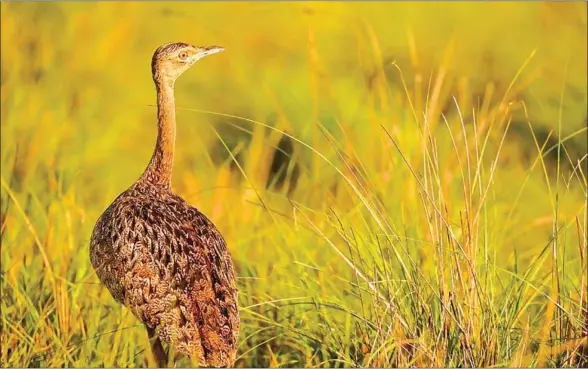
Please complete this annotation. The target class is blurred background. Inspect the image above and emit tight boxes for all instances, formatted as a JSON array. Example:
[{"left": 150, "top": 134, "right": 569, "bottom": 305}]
[{"left": 1, "top": 2, "right": 587, "bottom": 368}]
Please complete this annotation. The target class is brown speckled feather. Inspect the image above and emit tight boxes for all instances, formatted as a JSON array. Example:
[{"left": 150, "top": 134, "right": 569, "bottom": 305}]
[{"left": 90, "top": 183, "right": 239, "bottom": 366}]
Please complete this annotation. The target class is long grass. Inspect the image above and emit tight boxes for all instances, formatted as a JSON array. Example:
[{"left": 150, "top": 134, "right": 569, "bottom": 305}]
[{"left": 1, "top": 2, "right": 587, "bottom": 368}]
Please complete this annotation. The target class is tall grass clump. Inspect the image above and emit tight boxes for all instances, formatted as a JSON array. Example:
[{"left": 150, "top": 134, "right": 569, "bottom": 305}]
[{"left": 1, "top": 2, "right": 587, "bottom": 367}]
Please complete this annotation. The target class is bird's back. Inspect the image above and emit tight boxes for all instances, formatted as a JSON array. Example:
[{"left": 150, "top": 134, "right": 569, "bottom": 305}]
[{"left": 90, "top": 182, "right": 239, "bottom": 366}]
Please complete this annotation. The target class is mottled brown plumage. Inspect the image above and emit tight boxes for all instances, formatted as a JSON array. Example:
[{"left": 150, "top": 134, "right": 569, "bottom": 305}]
[{"left": 90, "top": 42, "right": 239, "bottom": 367}]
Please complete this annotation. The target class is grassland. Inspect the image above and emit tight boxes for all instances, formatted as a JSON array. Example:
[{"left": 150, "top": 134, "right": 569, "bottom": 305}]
[{"left": 1, "top": 2, "right": 587, "bottom": 368}]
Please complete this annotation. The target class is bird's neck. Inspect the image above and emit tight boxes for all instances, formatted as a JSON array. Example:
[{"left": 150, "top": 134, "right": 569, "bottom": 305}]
[{"left": 140, "top": 79, "right": 176, "bottom": 190}]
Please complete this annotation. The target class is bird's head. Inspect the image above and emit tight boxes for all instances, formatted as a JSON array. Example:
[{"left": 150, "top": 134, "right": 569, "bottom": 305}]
[{"left": 151, "top": 42, "right": 224, "bottom": 85}]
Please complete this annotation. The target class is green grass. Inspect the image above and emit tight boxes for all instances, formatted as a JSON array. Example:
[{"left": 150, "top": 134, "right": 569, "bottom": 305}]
[{"left": 1, "top": 2, "right": 587, "bottom": 368}]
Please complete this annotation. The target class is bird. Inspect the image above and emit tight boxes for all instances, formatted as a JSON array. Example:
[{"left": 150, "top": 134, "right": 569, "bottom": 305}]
[{"left": 89, "top": 42, "right": 239, "bottom": 367}]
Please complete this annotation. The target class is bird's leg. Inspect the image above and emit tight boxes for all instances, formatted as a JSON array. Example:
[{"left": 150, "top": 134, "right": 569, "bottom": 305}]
[{"left": 146, "top": 325, "right": 168, "bottom": 368}]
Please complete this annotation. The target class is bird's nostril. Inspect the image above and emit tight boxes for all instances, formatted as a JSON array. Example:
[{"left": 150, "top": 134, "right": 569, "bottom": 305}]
[{"left": 199, "top": 46, "right": 224, "bottom": 57}]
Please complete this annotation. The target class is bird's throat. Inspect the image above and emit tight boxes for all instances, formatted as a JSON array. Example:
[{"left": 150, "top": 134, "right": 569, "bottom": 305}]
[{"left": 140, "top": 81, "right": 176, "bottom": 189}]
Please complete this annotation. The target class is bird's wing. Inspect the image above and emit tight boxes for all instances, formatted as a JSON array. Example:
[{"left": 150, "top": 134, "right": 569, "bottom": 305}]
[{"left": 170, "top": 196, "right": 240, "bottom": 365}]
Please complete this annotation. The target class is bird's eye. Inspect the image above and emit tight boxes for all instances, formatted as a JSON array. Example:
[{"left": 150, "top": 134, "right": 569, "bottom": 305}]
[{"left": 178, "top": 51, "right": 188, "bottom": 61}]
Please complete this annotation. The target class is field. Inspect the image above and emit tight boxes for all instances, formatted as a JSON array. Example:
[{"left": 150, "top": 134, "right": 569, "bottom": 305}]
[{"left": 1, "top": 2, "right": 587, "bottom": 367}]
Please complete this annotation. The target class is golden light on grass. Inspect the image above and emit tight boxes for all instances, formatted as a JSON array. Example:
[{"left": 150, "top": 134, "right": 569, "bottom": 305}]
[{"left": 1, "top": 1, "right": 587, "bottom": 368}]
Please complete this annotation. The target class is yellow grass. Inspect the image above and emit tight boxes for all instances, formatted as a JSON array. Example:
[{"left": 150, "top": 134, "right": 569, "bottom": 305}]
[{"left": 1, "top": 2, "right": 587, "bottom": 367}]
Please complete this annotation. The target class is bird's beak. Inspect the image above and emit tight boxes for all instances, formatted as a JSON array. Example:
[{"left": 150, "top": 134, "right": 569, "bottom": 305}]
[{"left": 194, "top": 45, "right": 225, "bottom": 60}]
